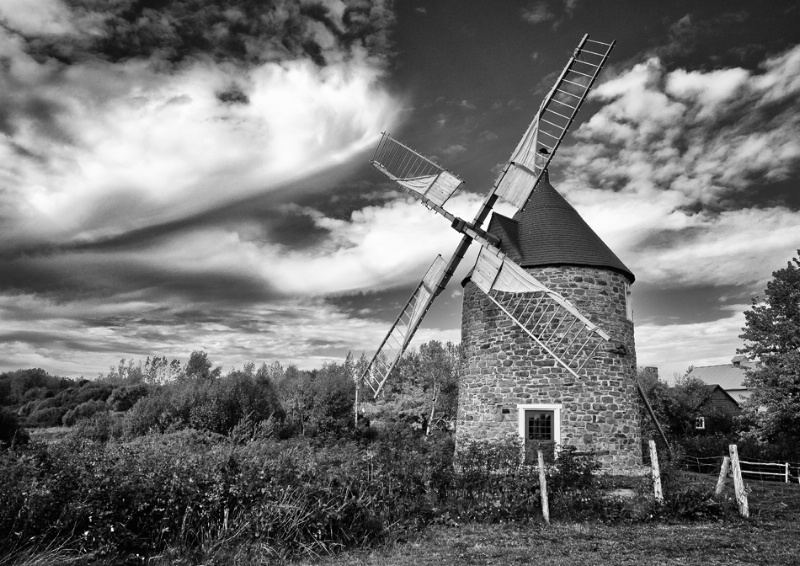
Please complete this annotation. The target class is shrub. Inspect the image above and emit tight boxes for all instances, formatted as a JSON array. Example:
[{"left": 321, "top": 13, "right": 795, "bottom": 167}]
[
  {"left": 123, "top": 388, "right": 176, "bottom": 436},
  {"left": 72, "top": 412, "right": 125, "bottom": 442},
  {"left": 107, "top": 383, "right": 149, "bottom": 411},
  {"left": 26, "top": 406, "right": 67, "bottom": 427},
  {"left": 0, "top": 430, "right": 651, "bottom": 562},
  {"left": 0, "top": 408, "right": 28, "bottom": 448},
  {"left": 549, "top": 445, "right": 601, "bottom": 492},
  {"left": 73, "top": 382, "right": 113, "bottom": 405},
  {"left": 62, "top": 399, "right": 108, "bottom": 427},
  {"left": 122, "top": 372, "right": 284, "bottom": 439}
]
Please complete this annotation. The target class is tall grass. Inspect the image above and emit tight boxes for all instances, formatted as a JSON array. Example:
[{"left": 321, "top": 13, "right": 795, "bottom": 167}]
[{"left": 0, "top": 430, "right": 659, "bottom": 563}]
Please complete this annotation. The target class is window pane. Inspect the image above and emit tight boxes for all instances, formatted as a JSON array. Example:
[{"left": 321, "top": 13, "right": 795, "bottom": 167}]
[{"left": 527, "top": 411, "right": 553, "bottom": 440}]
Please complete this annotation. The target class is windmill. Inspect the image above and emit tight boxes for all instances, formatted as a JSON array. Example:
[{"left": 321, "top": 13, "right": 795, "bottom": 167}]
[{"left": 360, "top": 35, "right": 642, "bottom": 467}]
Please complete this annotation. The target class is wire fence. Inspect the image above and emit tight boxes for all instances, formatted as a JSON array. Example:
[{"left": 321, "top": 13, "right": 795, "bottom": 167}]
[{"left": 681, "top": 453, "right": 800, "bottom": 483}]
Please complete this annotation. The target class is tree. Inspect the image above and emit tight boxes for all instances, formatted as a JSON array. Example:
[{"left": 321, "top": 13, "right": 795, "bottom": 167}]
[
  {"left": 184, "top": 351, "right": 222, "bottom": 381},
  {"left": 363, "top": 341, "right": 460, "bottom": 435},
  {"left": 739, "top": 250, "right": 800, "bottom": 440}
]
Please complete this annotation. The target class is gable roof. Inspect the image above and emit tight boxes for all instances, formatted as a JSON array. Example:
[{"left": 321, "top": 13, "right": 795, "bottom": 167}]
[
  {"left": 486, "top": 171, "right": 634, "bottom": 282},
  {"left": 692, "top": 384, "right": 741, "bottom": 409},
  {"left": 687, "top": 362, "right": 752, "bottom": 392}
]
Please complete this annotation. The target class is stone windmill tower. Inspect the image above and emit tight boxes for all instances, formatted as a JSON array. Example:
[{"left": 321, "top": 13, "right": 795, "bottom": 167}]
[
  {"left": 458, "top": 170, "right": 641, "bottom": 469},
  {"left": 358, "top": 35, "right": 642, "bottom": 470}
]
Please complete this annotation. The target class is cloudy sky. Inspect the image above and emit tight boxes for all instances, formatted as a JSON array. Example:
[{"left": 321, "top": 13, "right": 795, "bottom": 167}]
[{"left": 1, "top": 0, "right": 798, "bottom": 380}]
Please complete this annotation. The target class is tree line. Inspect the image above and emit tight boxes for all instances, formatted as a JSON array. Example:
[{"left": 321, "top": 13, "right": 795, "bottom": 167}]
[
  {"left": 2, "top": 250, "right": 798, "bottom": 452},
  {"left": 0, "top": 341, "right": 461, "bottom": 446}
]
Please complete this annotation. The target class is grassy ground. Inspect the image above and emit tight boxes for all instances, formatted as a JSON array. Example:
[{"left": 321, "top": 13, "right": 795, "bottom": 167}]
[
  {"left": 3, "top": 468, "right": 799, "bottom": 565},
  {"left": 26, "top": 426, "right": 71, "bottom": 443},
  {"left": 302, "top": 474, "right": 800, "bottom": 566},
  {"left": 306, "top": 520, "right": 800, "bottom": 566}
]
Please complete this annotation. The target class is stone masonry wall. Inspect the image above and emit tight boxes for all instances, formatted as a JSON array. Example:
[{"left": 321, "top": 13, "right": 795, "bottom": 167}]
[{"left": 457, "top": 266, "right": 642, "bottom": 469}]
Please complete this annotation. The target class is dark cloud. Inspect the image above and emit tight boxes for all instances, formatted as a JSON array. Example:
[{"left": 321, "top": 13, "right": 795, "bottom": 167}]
[
  {"left": 18, "top": 0, "right": 395, "bottom": 68},
  {"left": 0, "top": 247, "right": 278, "bottom": 305},
  {"left": 633, "top": 282, "right": 753, "bottom": 325},
  {"left": 655, "top": 4, "right": 799, "bottom": 70}
]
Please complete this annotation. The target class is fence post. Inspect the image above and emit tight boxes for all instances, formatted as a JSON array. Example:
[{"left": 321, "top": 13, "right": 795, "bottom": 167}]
[
  {"left": 729, "top": 444, "right": 749, "bottom": 518},
  {"left": 786, "top": 463, "right": 789, "bottom": 484},
  {"left": 538, "top": 450, "right": 550, "bottom": 525},
  {"left": 649, "top": 440, "right": 664, "bottom": 505},
  {"left": 715, "top": 456, "right": 730, "bottom": 495}
]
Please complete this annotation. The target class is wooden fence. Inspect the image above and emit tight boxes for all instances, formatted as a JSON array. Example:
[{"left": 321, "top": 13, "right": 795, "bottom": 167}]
[{"left": 681, "top": 453, "right": 800, "bottom": 483}]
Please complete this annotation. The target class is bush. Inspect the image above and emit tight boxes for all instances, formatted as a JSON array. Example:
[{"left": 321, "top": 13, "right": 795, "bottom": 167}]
[
  {"left": 72, "top": 412, "right": 124, "bottom": 442},
  {"left": 0, "top": 408, "right": 28, "bottom": 448},
  {"left": 26, "top": 406, "right": 67, "bottom": 427},
  {"left": 107, "top": 383, "right": 149, "bottom": 411},
  {"left": 123, "top": 372, "right": 284, "bottom": 438},
  {"left": 2, "top": 429, "right": 692, "bottom": 562},
  {"left": 62, "top": 399, "right": 108, "bottom": 427}
]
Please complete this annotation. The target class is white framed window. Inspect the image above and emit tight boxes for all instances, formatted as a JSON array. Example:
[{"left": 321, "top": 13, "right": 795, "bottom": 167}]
[
  {"left": 625, "top": 282, "right": 633, "bottom": 321},
  {"left": 695, "top": 416, "right": 705, "bottom": 430},
  {"left": 518, "top": 403, "right": 562, "bottom": 444}
]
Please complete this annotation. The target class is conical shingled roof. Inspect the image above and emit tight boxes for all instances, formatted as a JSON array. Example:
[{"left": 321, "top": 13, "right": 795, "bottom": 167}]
[{"left": 486, "top": 171, "right": 635, "bottom": 282}]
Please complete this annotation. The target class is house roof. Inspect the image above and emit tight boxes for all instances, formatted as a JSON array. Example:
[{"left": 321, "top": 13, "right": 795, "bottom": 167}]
[
  {"left": 692, "top": 384, "right": 741, "bottom": 409},
  {"left": 486, "top": 171, "right": 635, "bottom": 282},
  {"left": 687, "top": 360, "right": 754, "bottom": 392}
]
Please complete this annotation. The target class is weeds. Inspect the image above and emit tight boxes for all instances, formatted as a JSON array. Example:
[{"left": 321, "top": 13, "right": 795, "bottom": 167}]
[{"left": 0, "top": 432, "right": 742, "bottom": 563}]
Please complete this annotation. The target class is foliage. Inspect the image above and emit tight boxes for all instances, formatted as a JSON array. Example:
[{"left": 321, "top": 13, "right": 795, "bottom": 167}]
[
  {"left": 72, "top": 412, "right": 125, "bottom": 443},
  {"left": 549, "top": 446, "right": 601, "bottom": 492},
  {"left": 0, "top": 428, "right": 615, "bottom": 561},
  {"left": 122, "top": 356, "right": 285, "bottom": 438},
  {"left": 11, "top": 380, "right": 114, "bottom": 428},
  {"left": 637, "top": 367, "right": 740, "bottom": 445},
  {"left": 678, "top": 433, "right": 800, "bottom": 463},
  {"left": 183, "top": 350, "right": 222, "bottom": 382},
  {"left": 27, "top": 406, "right": 69, "bottom": 428},
  {"left": 62, "top": 400, "right": 108, "bottom": 427},
  {"left": 106, "top": 383, "right": 149, "bottom": 411},
  {"left": 271, "top": 356, "right": 356, "bottom": 438},
  {"left": 739, "top": 250, "right": 800, "bottom": 441},
  {"left": 364, "top": 341, "right": 461, "bottom": 435},
  {"left": 0, "top": 407, "right": 28, "bottom": 448}
]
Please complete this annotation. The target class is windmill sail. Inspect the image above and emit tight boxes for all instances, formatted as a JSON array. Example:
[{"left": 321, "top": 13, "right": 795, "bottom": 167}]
[
  {"left": 494, "top": 35, "right": 615, "bottom": 211},
  {"left": 372, "top": 134, "right": 463, "bottom": 207},
  {"left": 362, "top": 255, "right": 448, "bottom": 397},
  {"left": 471, "top": 245, "right": 610, "bottom": 378},
  {"left": 360, "top": 34, "right": 617, "bottom": 401}
]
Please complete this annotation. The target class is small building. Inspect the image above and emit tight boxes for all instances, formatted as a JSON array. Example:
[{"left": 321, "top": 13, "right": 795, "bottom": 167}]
[
  {"left": 691, "top": 384, "right": 741, "bottom": 433},
  {"left": 686, "top": 355, "right": 754, "bottom": 406}
]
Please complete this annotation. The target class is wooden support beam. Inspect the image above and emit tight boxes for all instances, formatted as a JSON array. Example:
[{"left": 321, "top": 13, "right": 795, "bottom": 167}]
[
  {"left": 729, "top": 444, "right": 749, "bottom": 518},
  {"left": 715, "top": 456, "right": 730, "bottom": 496},
  {"left": 649, "top": 439, "right": 664, "bottom": 505},
  {"left": 538, "top": 450, "right": 550, "bottom": 525}
]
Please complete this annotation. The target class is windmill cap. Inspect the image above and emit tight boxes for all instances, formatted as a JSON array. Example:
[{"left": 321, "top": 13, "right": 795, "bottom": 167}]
[{"left": 486, "top": 171, "right": 635, "bottom": 282}]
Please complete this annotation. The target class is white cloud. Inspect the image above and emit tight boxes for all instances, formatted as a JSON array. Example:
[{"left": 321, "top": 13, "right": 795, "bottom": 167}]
[
  {"left": 521, "top": 2, "right": 555, "bottom": 24},
  {"left": 557, "top": 46, "right": 800, "bottom": 290},
  {"left": 442, "top": 144, "right": 467, "bottom": 156},
  {"left": 635, "top": 308, "right": 747, "bottom": 381},
  {"left": 0, "top": 288, "right": 460, "bottom": 377},
  {"left": 1, "top": 54, "right": 399, "bottom": 245},
  {"left": 0, "top": 0, "right": 77, "bottom": 35},
  {"left": 666, "top": 67, "right": 749, "bottom": 117},
  {"left": 103, "top": 190, "right": 485, "bottom": 298}
]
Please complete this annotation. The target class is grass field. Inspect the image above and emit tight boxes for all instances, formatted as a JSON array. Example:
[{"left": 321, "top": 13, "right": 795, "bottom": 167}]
[
  {"left": 302, "top": 474, "right": 800, "bottom": 566},
  {"left": 3, "top": 444, "right": 799, "bottom": 566},
  {"left": 307, "top": 520, "right": 800, "bottom": 566}
]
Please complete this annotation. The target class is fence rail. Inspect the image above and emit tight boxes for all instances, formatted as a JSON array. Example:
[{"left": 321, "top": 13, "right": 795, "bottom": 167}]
[{"left": 681, "top": 453, "right": 800, "bottom": 484}]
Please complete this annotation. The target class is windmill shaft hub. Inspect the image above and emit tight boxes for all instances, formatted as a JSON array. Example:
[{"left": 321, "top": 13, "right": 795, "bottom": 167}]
[{"left": 451, "top": 217, "right": 500, "bottom": 247}]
